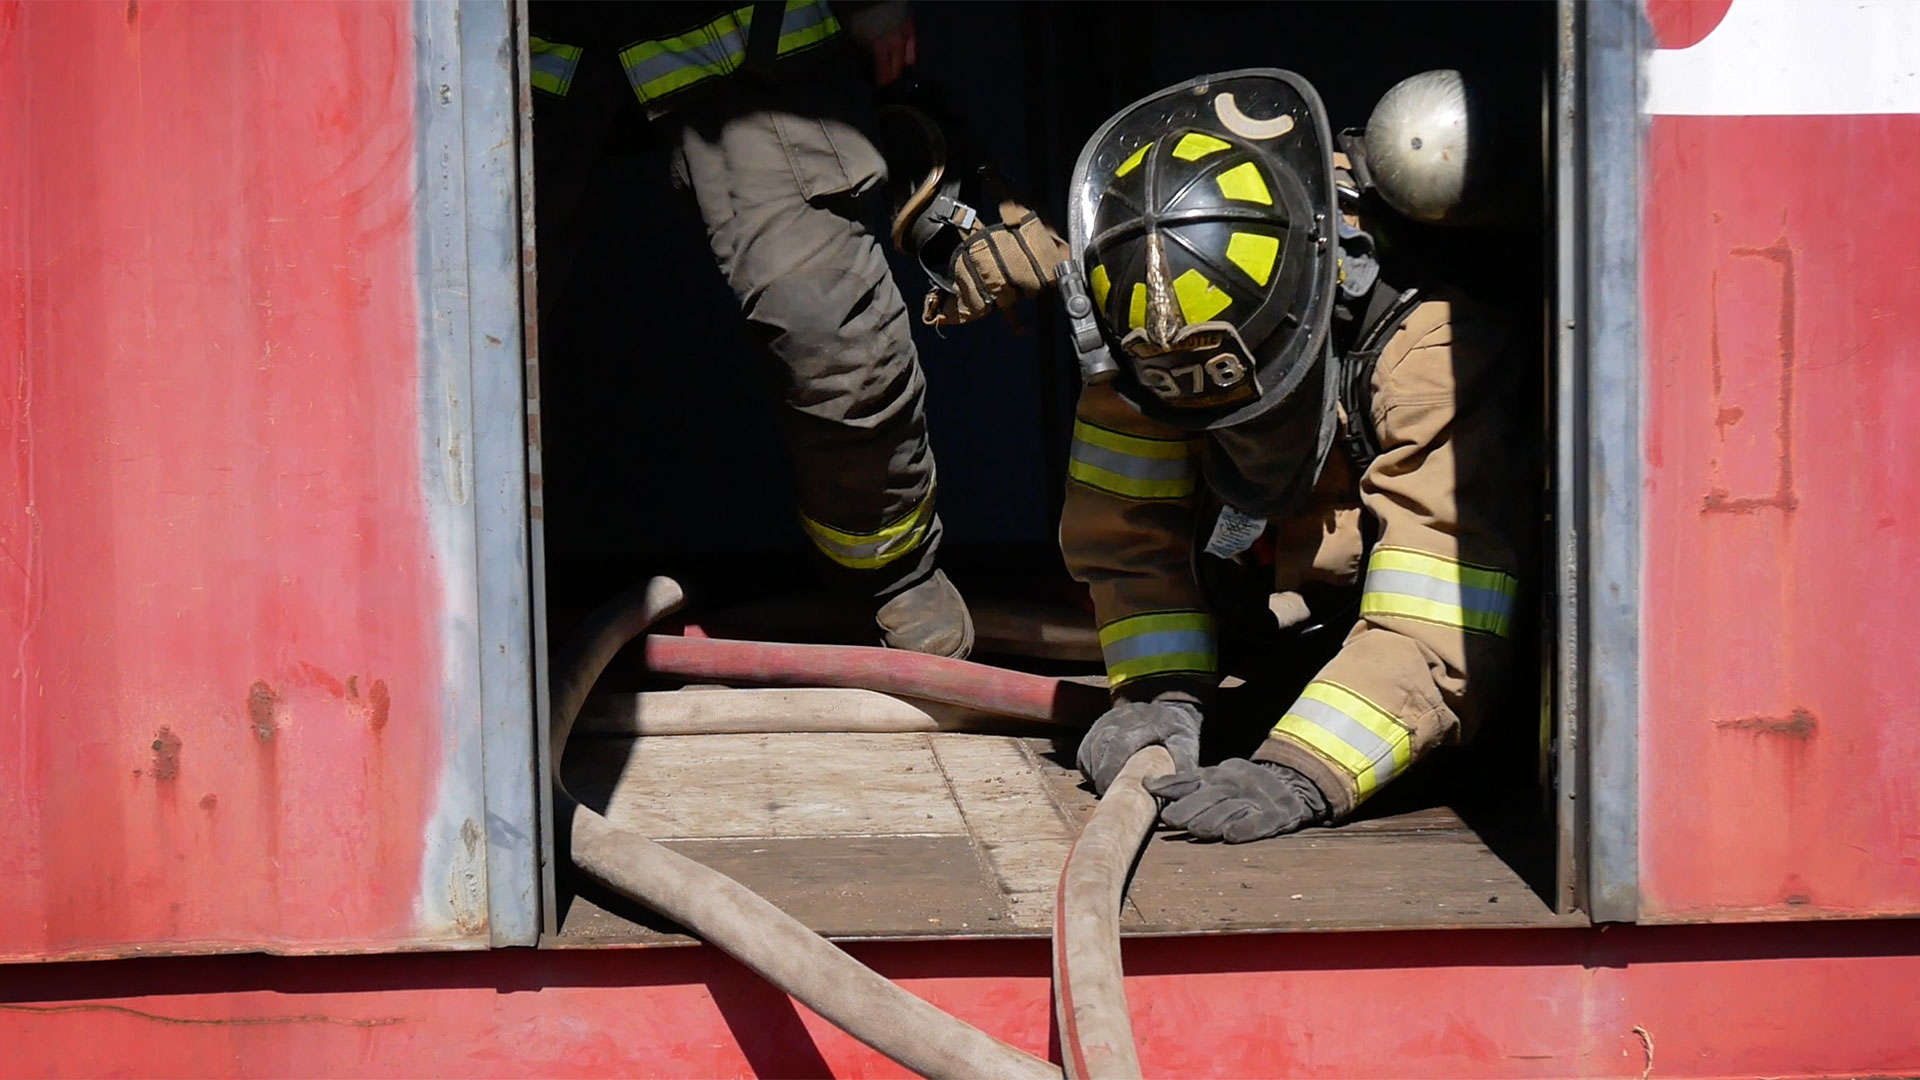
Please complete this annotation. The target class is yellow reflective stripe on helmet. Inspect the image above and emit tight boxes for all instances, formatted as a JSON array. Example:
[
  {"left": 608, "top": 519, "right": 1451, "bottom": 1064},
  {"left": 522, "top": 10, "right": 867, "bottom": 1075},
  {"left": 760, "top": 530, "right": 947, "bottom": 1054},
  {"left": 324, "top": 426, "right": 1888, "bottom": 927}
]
[
  {"left": 1225, "top": 232, "right": 1279, "bottom": 286},
  {"left": 1172, "top": 132, "right": 1231, "bottom": 161},
  {"left": 1115, "top": 142, "right": 1152, "bottom": 178},
  {"left": 1067, "top": 420, "right": 1199, "bottom": 501},
  {"left": 1171, "top": 268, "right": 1232, "bottom": 323},
  {"left": 1098, "top": 611, "right": 1217, "bottom": 687},
  {"left": 619, "top": 6, "right": 755, "bottom": 106},
  {"left": 799, "top": 486, "right": 936, "bottom": 571},
  {"left": 1360, "top": 546, "right": 1519, "bottom": 638},
  {"left": 1215, "top": 160, "right": 1273, "bottom": 205},
  {"left": 1088, "top": 264, "right": 1112, "bottom": 310},
  {"left": 1271, "top": 680, "right": 1412, "bottom": 801},
  {"left": 775, "top": 0, "right": 842, "bottom": 56},
  {"left": 529, "top": 36, "right": 584, "bottom": 98},
  {"left": 1127, "top": 282, "right": 1148, "bottom": 329}
]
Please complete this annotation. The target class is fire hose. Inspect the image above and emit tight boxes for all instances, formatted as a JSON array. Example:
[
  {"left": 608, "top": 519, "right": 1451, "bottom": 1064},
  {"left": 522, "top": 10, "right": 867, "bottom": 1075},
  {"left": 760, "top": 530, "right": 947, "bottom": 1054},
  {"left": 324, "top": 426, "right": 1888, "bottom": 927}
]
[{"left": 552, "top": 578, "right": 1162, "bottom": 1079}]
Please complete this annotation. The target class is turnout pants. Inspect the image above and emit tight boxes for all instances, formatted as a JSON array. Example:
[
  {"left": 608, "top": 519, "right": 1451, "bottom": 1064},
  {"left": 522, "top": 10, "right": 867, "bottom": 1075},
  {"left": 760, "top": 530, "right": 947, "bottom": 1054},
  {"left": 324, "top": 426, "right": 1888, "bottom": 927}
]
[
  {"left": 535, "top": 60, "right": 941, "bottom": 597},
  {"left": 1061, "top": 295, "right": 1529, "bottom": 819}
]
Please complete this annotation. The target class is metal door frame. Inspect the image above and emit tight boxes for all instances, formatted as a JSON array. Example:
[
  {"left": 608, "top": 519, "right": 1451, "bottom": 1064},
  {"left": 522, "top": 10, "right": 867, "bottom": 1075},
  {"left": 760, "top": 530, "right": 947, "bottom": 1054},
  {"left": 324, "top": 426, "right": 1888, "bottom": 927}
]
[
  {"left": 1565, "top": 0, "right": 1647, "bottom": 923},
  {"left": 420, "top": 0, "right": 544, "bottom": 946}
]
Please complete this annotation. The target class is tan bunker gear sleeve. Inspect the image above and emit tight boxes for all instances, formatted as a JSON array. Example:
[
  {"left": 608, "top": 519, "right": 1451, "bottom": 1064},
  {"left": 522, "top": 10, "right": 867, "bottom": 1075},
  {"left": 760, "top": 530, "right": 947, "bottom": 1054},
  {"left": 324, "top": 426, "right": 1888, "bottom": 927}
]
[
  {"left": 1059, "top": 384, "right": 1215, "bottom": 699},
  {"left": 1252, "top": 298, "right": 1524, "bottom": 818},
  {"left": 1062, "top": 296, "right": 1525, "bottom": 819}
]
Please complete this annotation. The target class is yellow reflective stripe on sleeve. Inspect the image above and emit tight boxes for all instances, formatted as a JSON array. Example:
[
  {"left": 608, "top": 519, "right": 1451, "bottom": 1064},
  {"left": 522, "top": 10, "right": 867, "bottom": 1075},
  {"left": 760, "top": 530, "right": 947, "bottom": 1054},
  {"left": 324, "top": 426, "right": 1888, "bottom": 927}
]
[
  {"left": 1271, "top": 680, "right": 1412, "bottom": 801},
  {"left": 1098, "top": 611, "right": 1217, "bottom": 687},
  {"left": 775, "top": 0, "right": 842, "bottom": 56},
  {"left": 799, "top": 486, "right": 936, "bottom": 571},
  {"left": 1067, "top": 420, "right": 1199, "bottom": 501},
  {"left": 619, "top": 6, "right": 755, "bottom": 106},
  {"left": 1360, "top": 545, "right": 1519, "bottom": 638},
  {"left": 529, "top": 37, "right": 584, "bottom": 98}
]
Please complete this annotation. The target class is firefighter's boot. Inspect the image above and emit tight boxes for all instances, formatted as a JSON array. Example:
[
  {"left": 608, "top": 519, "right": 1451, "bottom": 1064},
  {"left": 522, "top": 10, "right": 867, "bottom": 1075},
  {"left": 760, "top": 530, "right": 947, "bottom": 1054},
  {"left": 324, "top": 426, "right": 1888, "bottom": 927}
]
[{"left": 876, "top": 569, "right": 975, "bottom": 660}]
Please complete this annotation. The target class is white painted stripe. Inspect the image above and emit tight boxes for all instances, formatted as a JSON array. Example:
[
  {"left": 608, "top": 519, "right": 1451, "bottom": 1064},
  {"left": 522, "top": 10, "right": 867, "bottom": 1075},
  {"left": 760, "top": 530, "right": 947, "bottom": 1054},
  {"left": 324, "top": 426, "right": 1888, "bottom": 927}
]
[{"left": 1645, "top": 0, "right": 1920, "bottom": 116}]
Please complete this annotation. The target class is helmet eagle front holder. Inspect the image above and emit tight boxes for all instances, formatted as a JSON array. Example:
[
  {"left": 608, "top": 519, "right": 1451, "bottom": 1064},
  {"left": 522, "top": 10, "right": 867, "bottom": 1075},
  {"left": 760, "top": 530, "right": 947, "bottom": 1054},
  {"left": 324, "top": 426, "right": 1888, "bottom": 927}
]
[{"left": 1065, "top": 69, "right": 1339, "bottom": 431}]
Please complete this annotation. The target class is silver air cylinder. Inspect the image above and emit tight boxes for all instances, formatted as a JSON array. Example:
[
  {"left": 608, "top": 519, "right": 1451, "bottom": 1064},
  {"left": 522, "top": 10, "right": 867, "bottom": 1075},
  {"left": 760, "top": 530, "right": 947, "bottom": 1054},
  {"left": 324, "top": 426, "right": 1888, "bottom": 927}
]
[{"left": 1364, "top": 69, "right": 1479, "bottom": 226}]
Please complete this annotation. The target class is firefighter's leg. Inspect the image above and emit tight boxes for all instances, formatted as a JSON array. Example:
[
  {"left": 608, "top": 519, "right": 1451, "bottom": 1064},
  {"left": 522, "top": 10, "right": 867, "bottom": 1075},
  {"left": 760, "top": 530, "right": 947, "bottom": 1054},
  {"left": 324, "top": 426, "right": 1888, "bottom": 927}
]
[
  {"left": 1252, "top": 296, "right": 1529, "bottom": 820},
  {"left": 672, "top": 69, "right": 969, "bottom": 657}
]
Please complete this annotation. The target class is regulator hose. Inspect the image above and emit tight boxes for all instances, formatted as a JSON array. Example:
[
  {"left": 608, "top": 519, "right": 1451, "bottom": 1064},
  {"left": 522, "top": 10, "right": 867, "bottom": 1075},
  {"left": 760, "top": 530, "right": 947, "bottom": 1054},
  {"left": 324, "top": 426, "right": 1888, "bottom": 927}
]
[{"left": 551, "top": 578, "right": 1059, "bottom": 1080}]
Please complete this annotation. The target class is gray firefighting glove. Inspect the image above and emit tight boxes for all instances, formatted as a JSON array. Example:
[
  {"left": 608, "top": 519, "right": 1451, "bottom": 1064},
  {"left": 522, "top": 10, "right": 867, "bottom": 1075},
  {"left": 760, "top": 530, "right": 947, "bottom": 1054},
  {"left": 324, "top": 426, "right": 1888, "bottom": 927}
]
[
  {"left": 1145, "top": 758, "right": 1330, "bottom": 843},
  {"left": 1075, "top": 698, "right": 1202, "bottom": 796}
]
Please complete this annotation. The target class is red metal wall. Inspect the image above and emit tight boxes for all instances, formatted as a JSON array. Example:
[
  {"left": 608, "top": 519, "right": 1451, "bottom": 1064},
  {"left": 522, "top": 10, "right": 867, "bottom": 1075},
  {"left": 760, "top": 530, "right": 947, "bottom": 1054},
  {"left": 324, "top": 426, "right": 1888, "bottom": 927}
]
[
  {"left": 4, "top": 925, "right": 1920, "bottom": 1078},
  {"left": 1639, "top": 0, "right": 1920, "bottom": 919},
  {"left": 0, "top": 0, "right": 469, "bottom": 958}
]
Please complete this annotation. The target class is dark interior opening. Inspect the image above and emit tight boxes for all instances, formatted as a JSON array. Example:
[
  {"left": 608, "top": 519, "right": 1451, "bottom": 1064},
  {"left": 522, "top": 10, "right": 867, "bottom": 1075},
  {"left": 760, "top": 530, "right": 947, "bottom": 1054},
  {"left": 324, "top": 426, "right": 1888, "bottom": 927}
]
[{"left": 532, "top": 0, "right": 1566, "bottom": 942}]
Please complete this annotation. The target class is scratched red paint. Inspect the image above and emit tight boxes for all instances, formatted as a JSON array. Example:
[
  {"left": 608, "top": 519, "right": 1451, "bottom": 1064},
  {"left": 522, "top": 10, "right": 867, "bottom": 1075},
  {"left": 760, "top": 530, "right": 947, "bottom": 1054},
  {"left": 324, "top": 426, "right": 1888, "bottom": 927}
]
[
  {"left": 3, "top": 926, "right": 1920, "bottom": 1078},
  {"left": 1642, "top": 111, "right": 1920, "bottom": 918},
  {"left": 0, "top": 1, "right": 450, "bottom": 958}
]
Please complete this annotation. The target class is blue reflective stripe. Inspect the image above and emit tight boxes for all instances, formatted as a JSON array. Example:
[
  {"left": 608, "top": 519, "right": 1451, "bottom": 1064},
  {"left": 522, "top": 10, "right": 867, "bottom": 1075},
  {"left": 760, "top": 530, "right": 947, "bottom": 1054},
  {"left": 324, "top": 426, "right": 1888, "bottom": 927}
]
[{"left": 1099, "top": 629, "right": 1214, "bottom": 666}]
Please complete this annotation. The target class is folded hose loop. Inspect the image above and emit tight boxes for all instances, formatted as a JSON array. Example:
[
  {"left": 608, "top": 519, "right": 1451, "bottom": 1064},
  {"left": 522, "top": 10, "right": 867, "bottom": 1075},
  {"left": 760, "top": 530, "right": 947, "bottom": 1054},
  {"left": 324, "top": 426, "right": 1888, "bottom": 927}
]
[
  {"left": 1054, "top": 746, "right": 1175, "bottom": 1080},
  {"left": 550, "top": 578, "right": 1060, "bottom": 1080}
]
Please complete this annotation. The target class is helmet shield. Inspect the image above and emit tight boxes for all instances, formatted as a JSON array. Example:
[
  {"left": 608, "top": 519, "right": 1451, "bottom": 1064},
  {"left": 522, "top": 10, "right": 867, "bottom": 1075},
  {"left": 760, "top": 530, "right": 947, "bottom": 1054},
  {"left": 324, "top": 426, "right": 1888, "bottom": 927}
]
[{"left": 1067, "top": 70, "right": 1337, "bottom": 430}]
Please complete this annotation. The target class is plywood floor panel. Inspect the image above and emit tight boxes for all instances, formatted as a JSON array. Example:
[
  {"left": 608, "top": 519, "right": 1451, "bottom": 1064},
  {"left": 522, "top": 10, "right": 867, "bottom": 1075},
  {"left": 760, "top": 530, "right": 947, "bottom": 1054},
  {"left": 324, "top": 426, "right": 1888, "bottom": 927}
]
[{"left": 554, "top": 731, "right": 1572, "bottom": 946}]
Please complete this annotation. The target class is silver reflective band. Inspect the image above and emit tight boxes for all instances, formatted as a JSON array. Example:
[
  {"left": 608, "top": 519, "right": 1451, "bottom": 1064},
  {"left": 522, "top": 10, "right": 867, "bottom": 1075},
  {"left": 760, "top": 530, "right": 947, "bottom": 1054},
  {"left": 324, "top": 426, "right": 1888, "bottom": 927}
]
[
  {"left": 1068, "top": 441, "right": 1192, "bottom": 484},
  {"left": 1288, "top": 694, "right": 1402, "bottom": 785},
  {"left": 1363, "top": 568, "right": 1515, "bottom": 622}
]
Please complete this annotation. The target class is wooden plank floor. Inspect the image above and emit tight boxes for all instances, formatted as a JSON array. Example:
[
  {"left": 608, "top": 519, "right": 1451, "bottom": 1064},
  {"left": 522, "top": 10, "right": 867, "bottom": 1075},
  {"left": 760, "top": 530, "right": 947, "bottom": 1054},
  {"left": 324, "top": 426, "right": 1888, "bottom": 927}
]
[{"left": 555, "top": 730, "right": 1579, "bottom": 947}]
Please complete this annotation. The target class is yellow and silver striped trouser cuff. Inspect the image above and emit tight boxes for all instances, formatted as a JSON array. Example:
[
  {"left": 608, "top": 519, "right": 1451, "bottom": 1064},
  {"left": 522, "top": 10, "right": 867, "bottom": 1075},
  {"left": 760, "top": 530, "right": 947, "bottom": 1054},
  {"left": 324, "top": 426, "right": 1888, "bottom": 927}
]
[
  {"left": 619, "top": 1, "right": 841, "bottom": 108},
  {"left": 1361, "top": 546, "right": 1519, "bottom": 638},
  {"left": 1067, "top": 419, "right": 1199, "bottom": 501},
  {"left": 1099, "top": 611, "right": 1216, "bottom": 688},
  {"left": 529, "top": 37, "right": 583, "bottom": 98},
  {"left": 1272, "top": 680, "right": 1413, "bottom": 804},
  {"left": 799, "top": 487, "right": 935, "bottom": 572}
]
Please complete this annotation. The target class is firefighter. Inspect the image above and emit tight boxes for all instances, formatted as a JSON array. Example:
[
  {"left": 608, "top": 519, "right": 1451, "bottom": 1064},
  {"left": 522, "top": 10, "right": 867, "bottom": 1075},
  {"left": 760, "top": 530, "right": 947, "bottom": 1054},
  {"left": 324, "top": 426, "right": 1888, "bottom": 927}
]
[
  {"left": 1057, "top": 69, "right": 1530, "bottom": 840},
  {"left": 528, "top": 2, "right": 1058, "bottom": 657}
]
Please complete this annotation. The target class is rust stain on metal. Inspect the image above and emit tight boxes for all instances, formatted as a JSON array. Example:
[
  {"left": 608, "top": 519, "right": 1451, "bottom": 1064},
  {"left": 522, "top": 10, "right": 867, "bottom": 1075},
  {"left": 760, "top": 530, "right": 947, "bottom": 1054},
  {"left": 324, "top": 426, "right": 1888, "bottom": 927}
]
[
  {"left": 0, "top": 1003, "right": 406, "bottom": 1028},
  {"left": 295, "top": 661, "right": 346, "bottom": 698},
  {"left": 124, "top": 0, "right": 136, "bottom": 24},
  {"left": 247, "top": 681, "right": 279, "bottom": 742},
  {"left": 368, "top": 678, "right": 390, "bottom": 731},
  {"left": 447, "top": 818, "right": 488, "bottom": 935},
  {"left": 1703, "top": 238, "right": 1798, "bottom": 515},
  {"left": 1714, "top": 707, "right": 1817, "bottom": 739},
  {"left": 149, "top": 726, "right": 182, "bottom": 781},
  {"left": 199, "top": 793, "right": 218, "bottom": 811},
  {"left": 346, "top": 674, "right": 360, "bottom": 700}
]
